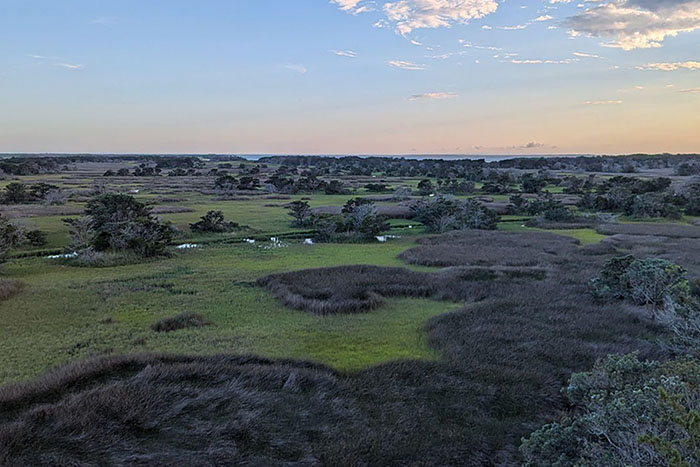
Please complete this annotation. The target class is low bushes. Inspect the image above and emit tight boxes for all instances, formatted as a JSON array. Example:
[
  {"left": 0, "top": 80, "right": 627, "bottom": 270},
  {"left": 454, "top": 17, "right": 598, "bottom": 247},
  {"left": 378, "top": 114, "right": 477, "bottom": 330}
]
[
  {"left": 189, "top": 210, "right": 239, "bottom": 233},
  {"left": 289, "top": 198, "right": 390, "bottom": 243},
  {"left": 151, "top": 312, "right": 210, "bottom": 333}
]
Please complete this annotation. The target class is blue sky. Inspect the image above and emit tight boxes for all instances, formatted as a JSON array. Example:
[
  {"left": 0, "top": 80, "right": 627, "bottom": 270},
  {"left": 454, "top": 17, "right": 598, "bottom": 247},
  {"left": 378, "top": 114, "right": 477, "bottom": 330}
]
[{"left": 1, "top": 0, "right": 699, "bottom": 154}]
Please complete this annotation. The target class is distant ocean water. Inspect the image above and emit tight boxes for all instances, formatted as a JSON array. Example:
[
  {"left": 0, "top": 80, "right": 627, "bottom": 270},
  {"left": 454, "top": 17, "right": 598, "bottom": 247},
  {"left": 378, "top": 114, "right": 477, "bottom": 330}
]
[{"left": 240, "top": 154, "right": 592, "bottom": 162}]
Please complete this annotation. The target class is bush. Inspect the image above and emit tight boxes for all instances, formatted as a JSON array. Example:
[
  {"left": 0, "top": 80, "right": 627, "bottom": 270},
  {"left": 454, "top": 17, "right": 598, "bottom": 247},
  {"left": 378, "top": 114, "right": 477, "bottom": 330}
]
[
  {"left": 410, "top": 195, "right": 499, "bottom": 233},
  {"left": 365, "top": 183, "right": 389, "bottom": 192},
  {"left": 24, "top": 229, "right": 47, "bottom": 247},
  {"left": 391, "top": 186, "right": 412, "bottom": 201},
  {"left": 324, "top": 180, "right": 348, "bottom": 195},
  {"left": 590, "top": 256, "right": 689, "bottom": 308},
  {"left": 189, "top": 211, "right": 239, "bottom": 233},
  {"left": 625, "top": 193, "right": 682, "bottom": 219},
  {"left": 151, "top": 312, "right": 210, "bottom": 333},
  {"left": 543, "top": 205, "right": 575, "bottom": 222},
  {"left": 521, "top": 354, "right": 700, "bottom": 467}
]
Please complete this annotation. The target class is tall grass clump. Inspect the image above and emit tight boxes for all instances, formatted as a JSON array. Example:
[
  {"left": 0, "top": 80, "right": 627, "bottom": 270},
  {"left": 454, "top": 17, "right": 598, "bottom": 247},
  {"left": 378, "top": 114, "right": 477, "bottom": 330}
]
[{"left": 151, "top": 312, "right": 210, "bottom": 333}]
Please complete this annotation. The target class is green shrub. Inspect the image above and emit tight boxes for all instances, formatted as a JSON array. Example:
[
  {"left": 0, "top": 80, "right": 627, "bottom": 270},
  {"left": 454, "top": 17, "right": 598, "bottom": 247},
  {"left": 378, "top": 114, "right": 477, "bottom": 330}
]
[
  {"left": 189, "top": 210, "right": 238, "bottom": 233},
  {"left": 521, "top": 354, "right": 700, "bottom": 467},
  {"left": 590, "top": 256, "right": 689, "bottom": 307},
  {"left": 24, "top": 229, "right": 47, "bottom": 247}
]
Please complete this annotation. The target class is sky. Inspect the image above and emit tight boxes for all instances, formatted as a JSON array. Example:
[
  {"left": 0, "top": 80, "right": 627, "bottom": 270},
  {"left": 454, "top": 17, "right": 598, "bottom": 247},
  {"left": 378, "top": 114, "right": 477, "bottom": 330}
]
[{"left": 0, "top": 0, "right": 699, "bottom": 155}]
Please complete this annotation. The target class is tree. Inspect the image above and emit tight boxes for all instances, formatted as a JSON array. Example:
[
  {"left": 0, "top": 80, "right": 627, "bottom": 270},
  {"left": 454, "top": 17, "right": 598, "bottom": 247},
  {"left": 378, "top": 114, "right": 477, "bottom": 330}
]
[
  {"left": 0, "top": 214, "right": 24, "bottom": 262},
  {"left": 417, "top": 179, "right": 434, "bottom": 196},
  {"left": 521, "top": 173, "right": 547, "bottom": 193},
  {"left": 189, "top": 211, "right": 238, "bottom": 233},
  {"left": 339, "top": 199, "right": 389, "bottom": 240},
  {"left": 508, "top": 193, "right": 527, "bottom": 214},
  {"left": 684, "top": 183, "right": 700, "bottom": 216},
  {"left": 624, "top": 193, "right": 681, "bottom": 219},
  {"left": 287, "top": 201, "right": 312, "bottom": 227},
  {"left": 1, "top": 183, "right": 31, "bottom": 204},
  {"left": 324, "top": 180, "right": 348, "bottom": 195},
  {"left": 411, "top": 195, "right": 499, "bottom": 233},
  {"left": 77, "top": 194, "right": 173, "bottom": 257},
  {"left": 214, "top": 175, "right": 238, "bottom": 191},
  {"left": 237, "top": 176, "right": 260, "bottom": 190}
]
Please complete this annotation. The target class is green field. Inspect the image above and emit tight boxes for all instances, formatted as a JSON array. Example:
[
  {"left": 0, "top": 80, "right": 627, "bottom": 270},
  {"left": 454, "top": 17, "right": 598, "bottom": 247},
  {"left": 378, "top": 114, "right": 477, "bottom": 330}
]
[
  {"left": 1, "top": 234, "right": 457, "bottom": 383},
  {"left": 2, "top": 161, "right": 696, "bottom": 387}
]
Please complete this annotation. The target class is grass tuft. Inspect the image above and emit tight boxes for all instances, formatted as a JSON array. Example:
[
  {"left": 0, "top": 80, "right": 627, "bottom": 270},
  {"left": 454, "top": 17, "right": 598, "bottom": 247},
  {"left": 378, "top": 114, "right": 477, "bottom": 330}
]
[{"left": 151, "top": 312, "right": 210, "bottom": 333}]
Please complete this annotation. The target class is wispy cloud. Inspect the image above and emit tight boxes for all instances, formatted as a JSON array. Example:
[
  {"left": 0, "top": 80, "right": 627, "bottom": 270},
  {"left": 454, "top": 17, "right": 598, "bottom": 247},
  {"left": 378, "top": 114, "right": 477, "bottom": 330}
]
[
  {"left": 460, "top": 40, "right": 501, "bottom": 51},
  {"left": 55, "top": 63, "right": 83, "bottom": 70},
  {"left": 499, "top": 24, "right": 528, "bottom": 30},
  {"left": 585, "top": 100, "right": 623, "bottom": 105},
  {"left": 517, "top": 141, "right": 545, "bottom": 149},
  {"left": 284, "top": 64, "right": 308, "bottom": 74},
  {"left": 408, "top": 92, "right": 457, "bottom": 101},
  {"left": 636, "top": 61, "right": 700, "bottom": 71},
  {"left": 680, "top": 87, "right": 700, "bottom": 93},
  {"left": 387, "top": 60, "right": 427, "bottom": 70},
  {"left": 331, "top": 49, "right": 358, "bottom": 58},
  {"left": 474, "top": 141, "right": 550, "bottom": 151},
  {"left": 573, "top": 52, "right": 602, "bottom": 59},
  {"left": 510, "top": 58, "right": 577, "bottom": 65},
  {"left": 330, "top": 0, "right": 373, "bottom": 14},
  {"left": 29, "top": 54, "right": 83, "bottom": 69}
]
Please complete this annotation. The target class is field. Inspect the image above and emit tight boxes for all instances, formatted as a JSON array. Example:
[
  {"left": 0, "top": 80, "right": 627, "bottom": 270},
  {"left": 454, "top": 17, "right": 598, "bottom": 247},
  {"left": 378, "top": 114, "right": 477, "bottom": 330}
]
[{"left": 1, "top": 155, "right": 700, "bottom": 465}]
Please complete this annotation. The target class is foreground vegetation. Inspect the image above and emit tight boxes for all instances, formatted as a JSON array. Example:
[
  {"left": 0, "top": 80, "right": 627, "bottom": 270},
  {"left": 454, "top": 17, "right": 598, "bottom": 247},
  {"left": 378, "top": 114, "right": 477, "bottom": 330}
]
[{"left": 1, "top": 153, "right": 700, "bottom": 465}]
